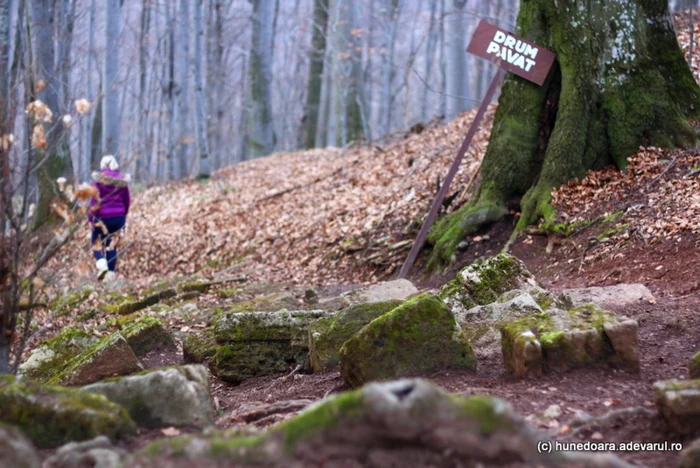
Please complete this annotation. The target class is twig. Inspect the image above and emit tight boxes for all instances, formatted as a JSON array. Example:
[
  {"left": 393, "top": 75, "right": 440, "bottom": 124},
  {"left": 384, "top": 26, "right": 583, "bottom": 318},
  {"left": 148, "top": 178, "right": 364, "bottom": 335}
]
[
  {"left": 256, "top": 166, "right": 345, "bottom": 204},
  {"left": 455, "top": 158, "right": 484, "bottom": 206},
  {"left": 685, "top": 168, "right": 700, "bottom": 178},
  {"left": 651, "top": 154, "right": 680, "bottom": 183}
]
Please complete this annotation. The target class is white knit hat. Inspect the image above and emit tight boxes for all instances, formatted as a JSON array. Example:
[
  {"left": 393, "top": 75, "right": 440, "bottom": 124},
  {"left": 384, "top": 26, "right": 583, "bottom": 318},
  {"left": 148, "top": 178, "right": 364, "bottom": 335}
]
[{"left": 100, "top": 155, "right": 119, "bottom": 171}]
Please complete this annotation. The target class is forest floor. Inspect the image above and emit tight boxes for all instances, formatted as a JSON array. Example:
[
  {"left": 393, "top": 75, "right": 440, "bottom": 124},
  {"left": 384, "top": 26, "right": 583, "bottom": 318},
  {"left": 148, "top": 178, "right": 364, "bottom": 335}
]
[{"left": 29, "top": 10, "right": 700, "bottom": 468}]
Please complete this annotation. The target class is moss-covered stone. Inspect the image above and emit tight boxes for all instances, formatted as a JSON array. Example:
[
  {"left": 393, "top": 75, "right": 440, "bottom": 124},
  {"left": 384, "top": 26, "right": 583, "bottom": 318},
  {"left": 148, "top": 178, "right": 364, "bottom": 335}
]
[
  {"left": 654, "top": 379, "right": 700, "bottom": 435},
  {"left": 500, "top": 305, "right": 639, "bottom": 377},
  {"left": 0, "top": 375, "right": 136, "bottom": 448},
  {"left": 82, "top": 365, "right": 214, "bottom": 429},
  {"left": 690, "top": 352, "right": 700, "bottom": 380},
  {"left": 48, "top": 333, "right": 143, "bottom": 386},
  {"left": 339, "top": 294, "right": 476, "bottom": 387},
  {"left": 135, "top": 379, "right": 558, "bottom": 466},
  {"left": 456, "top": 254, "right": 541, "bottom": 306},
  {"left": 100, "top": 289, "right": 177, "bottom": 316},
  {"left": 209, "top": 310, "right": 334, "bottom": 384},
  {"left": 308, "top": 300, "right": 402, "bottom": 373},
  {"left": 120, "top": 316, "right": 176, "bottom": 357},
  {"left": 49, "top": 285, "right": 95, "bottom": 317},
  {"left": 183, "top": 330, "right": 218, "bottom": 363},
  {"left": 18, "top": 328, "right": 99, "bottom": 383}
]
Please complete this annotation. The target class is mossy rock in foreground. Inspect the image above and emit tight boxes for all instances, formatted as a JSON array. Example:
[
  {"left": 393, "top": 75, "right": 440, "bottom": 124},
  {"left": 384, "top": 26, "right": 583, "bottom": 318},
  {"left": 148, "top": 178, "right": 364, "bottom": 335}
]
[
  {"left": 18, "top": 327, "right": 99, "bottom": 383},
  {"left": 120, "top": 316, "right": 176, "bottom": 357},
  {"left": 135, "top": 378, "right": 627, "bottom": 466},
  {"left": 308, "top": 300, "right": 402, "bottom": 373},
  {"left": 501, "top": 305, "right": 639, "bottom": 378},
  {"left": 654, "top": 379, "right": 700, "bottom": 435},
  {"left": 136, "top": 379, "right": 545, "bottom": 465},
  {"left": 48, "top": 333, "right": 143, "bottom": 386},
  {"left": 0, "top": 375, "right": 136, "bottom": 448},
  {"left": 339, "top": 293, "right": 476, "bottom": 388}
]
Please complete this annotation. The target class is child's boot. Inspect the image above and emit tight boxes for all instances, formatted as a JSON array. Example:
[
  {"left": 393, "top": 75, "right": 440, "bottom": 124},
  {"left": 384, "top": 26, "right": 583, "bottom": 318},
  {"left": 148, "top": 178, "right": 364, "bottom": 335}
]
[{"left": 96, "top": 258, "right": 109, "bottom": 281}]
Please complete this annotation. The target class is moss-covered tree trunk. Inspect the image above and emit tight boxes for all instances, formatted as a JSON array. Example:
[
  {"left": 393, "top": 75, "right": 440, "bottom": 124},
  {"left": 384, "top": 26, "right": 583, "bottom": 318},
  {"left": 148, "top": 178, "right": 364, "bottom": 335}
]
[{"left": 428, "top": 0, "right": 700, "bottom": 269}]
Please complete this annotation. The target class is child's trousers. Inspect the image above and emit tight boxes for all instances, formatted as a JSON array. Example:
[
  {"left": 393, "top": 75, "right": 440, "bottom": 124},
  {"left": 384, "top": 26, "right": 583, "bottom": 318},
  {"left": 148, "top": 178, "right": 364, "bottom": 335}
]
[{"left": 92, "top": 216, "right": 126, "bottom": 272}]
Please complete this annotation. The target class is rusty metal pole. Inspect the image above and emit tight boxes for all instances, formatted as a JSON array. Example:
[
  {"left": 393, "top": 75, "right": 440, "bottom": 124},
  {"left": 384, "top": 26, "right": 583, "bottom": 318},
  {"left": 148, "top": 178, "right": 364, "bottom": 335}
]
[{"left": 398, "top": 67, "right": 506, "bottom": 279}]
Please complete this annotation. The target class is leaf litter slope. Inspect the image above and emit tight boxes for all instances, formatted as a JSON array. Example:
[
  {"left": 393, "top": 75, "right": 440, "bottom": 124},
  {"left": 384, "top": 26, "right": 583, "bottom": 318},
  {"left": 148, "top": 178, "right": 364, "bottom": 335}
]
[{"left": 52, "top": 10, "right": 700, "bottom": 289}]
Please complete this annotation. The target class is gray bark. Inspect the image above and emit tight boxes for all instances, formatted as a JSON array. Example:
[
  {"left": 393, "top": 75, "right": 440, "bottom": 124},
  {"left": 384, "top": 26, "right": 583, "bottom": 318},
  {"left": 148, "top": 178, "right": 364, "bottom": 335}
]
[
  {"left": 421, "top": 0, "right": 439, "bottom": 121},
  {"left": 103, "top": 0, "right": 121, "bottom": 156},
  {"left": 176, "top": 0, "right": 191, "bottom": 177},
  {"left": 379, "top": 0, "right": 400, "bottom": 136},
  {"left": 194, "top": 0, "right": 210, "bottom": 178},
  {"left": 302, "top": 0, "right": 329, "bottom": 149},
  {"left": 136, "top": 0, "right": 150, "bottom": 180},
  {"left": 246, "top": 0, "right": 276, "bottom": 158},
  {"left": 445, "top": 0, "right": 469, "bottom": 119}
]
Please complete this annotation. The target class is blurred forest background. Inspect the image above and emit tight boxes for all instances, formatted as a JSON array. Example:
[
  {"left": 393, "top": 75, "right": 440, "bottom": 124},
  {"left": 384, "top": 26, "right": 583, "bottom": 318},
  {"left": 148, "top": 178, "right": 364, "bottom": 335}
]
[{"left": 0, "top": 0, "right": 698, "bottom": 221}]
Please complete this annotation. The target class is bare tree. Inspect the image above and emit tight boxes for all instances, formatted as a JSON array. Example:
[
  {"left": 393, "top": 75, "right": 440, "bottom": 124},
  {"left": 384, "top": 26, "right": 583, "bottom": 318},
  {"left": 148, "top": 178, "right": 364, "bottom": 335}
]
[
  {"left": 103, "top": 0, "right": 121, "bottom": 156},
  {"left": 445, "top": 0, "right": 470, "bottom": 119},
  {"left": 378, "top": 0, "right": 400, "bottom": 135},
  {"left": 194, "top": 0, "right": 211, "bottom": 178},
  {"left": 302, "top": 0, "right": 329, "bottom": 149},
  {"left": 176, "top": 0, "right": 191, "bottom": 177},
  {"left": 246, "top": 0, "right": 276, "bottom": 158}
]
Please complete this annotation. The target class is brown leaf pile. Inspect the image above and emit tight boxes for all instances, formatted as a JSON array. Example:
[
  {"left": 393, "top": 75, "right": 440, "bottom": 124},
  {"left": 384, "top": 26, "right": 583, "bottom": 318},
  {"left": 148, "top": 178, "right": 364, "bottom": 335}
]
[{"left": 56, "top": 109, "right": 495, "bottom": 286}]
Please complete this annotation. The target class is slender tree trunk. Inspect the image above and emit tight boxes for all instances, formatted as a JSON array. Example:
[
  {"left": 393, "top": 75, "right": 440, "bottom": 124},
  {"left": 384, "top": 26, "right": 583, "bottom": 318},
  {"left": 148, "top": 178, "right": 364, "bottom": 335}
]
[
  {"left": 103, "top": 0, "right": 121, "bottom": 156},
  {"left": 438, "top": 0, "right": 447, "bottom": 117},
  {"left": 194, "top": 0, "right": 211, "bottom": 178},
  {"left": 246, "top": 0, "right": 276, "bottom": 158},
  {"left": 428, "top": 0, "right": 700, "bottom": 269},
  {"left": 421, "top": 0, "right": 439, "bottom": 121},
  {"left": 208, "top": 0, "right": 225, "bottom": 169},
  {"left": 315, "top": 38, "right": 332, "bottom": 148},
  {"left": 80, "top": 0, "right": 96, "bottom": 182},
  {"left": 445, "top": 0, "right": 469, "bottom": 119},
  {"left": 379, "top": 0, "right": 400, "bottom": 136},
  {"left": 136, "top": 0, "right": 150, "bottom": 181},
  {"left": 32, "top": 0, "right": 73, "bottom": 227},
  {"left": 0, "top": 0, "right": 11, "bottom": 374},
  {"left": 176, "top": 0, "right": 191, "bottom": 177},
  {"left": 302, "top": 0, "right": 329, "bottom": 149}
]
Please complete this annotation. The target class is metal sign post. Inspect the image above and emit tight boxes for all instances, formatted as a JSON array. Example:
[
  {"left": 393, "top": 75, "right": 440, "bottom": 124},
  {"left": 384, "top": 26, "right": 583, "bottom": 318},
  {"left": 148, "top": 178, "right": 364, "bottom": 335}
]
[{"left": 398, "top": 20, "right": 556, "bottom": 279}]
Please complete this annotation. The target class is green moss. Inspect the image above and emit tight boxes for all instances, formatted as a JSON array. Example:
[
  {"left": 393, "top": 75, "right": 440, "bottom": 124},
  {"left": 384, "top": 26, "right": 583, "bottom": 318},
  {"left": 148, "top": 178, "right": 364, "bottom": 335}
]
[
  {"left": 691, "top": 352, "right": 700, "bottom": 379},
  {"left": 210, "top": 340, "right": 306, "bottom": 385},
  {"left": 120, "top": 316, "right": 175, "bottom": 356},
  {"left": 0, "top": 375, "right": 136, "bottom": 448},
  {"left": 100, "top": 289, "right": 177, "bottom": 316},
  {"left": 19, "top": 327, "right": 98, "bottom": 383},
  {"left": 215, "top": 288, "right": 242, "bottom": 299},
  {"left": 452, "top": 394, "right": 514, "bottom": 435},
  {"left": 50, "top": 287, "right": 95, "bottom": 317},
  {"left": 457, "top": 254, "right": 533, "bottom": 305},
  {"left": 183, "top": 330, "right": 218, "bottom": 363},
  {"left": 308, "top": 300, "right": 402, "bottom": 372},
  {"left": 539, "top": 330, "right": 564, "bottom": 347},
  {"left": 339, "top": 293, "right": 476, "bottom": 387}
]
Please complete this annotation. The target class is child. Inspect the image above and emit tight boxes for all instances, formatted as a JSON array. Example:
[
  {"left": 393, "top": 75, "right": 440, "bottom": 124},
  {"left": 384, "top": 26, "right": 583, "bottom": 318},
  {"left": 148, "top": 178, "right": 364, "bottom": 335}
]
[{"left": 88, "top": 155, "right": 131, "bottom": 281}]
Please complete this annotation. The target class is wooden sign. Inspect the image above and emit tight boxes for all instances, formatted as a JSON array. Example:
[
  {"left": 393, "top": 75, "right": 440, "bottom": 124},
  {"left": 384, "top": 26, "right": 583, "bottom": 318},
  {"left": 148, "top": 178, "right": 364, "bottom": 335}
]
[{"left": 467, "top": 20, "right": 556, "bottom": 86}]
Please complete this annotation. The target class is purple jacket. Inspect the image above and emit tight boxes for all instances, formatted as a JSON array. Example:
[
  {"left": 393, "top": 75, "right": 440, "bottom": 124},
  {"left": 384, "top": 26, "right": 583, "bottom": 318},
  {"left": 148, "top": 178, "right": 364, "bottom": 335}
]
[{"left": 88, "top": 169, "right": 131, "bottom": 222}]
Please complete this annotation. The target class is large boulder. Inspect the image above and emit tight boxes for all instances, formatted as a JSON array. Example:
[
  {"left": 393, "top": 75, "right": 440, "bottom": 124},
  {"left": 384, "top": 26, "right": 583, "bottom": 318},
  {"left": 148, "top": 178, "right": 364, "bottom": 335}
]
[
  {"left": 44, "top": 436, "right": 125, "bottom": 468},
  {"left": 563, "top": 284, "right": 655, "bottom": 310},
  {"left": 680, "top": 438, "right": 700, "bottom": 468},
  {"left": 0, "top": 375, "right": 136, "bottom": 448},
  {"left": 134, "top": 379, "right": 628, "bottom": 467},
  {"left": 308, "top": 300, "right": 402, "bottom": 372},
  {"left": 0, "top": 423, "right": 41, "bottom": 468},
  {"left": 210, "top": 309, "right": 334, "bottom": 384},
  {"left": 339, "top": 293, "right": 476, "bottom": 387},
  {"left": 654, "top": 379, "right": 700, "bottom": 434},
  {"left": 341, "top": 279, "right": 419, "bottom": 305},
  {"left": 120, "top": 316, "right": 176, "bottom": 357},
  {"left": 501, "top": 305, "right": 639, "bottom": 377},
  {"left": 83, "top": 365, "right": 215, "bottom": 429},
  {"left": 18, "top": 327, "right": 99, "bottom": 383},
  {"left": 48, "top": 333, "right": 143, "bottom": 386}
]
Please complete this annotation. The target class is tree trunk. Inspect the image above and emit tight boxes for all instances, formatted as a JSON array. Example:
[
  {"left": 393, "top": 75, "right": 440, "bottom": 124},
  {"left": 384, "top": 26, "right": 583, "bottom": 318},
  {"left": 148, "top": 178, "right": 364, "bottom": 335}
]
[
  {"left": 427, "top": 0, "right": 700, "bottom": 270},
  {"left": 246, "top": 0, "right": 276, "bottom": 158},
  {"left": 32, "top": 0, "right": 73, "bottom": 227},
  {"left": 136, "top": 0, "right": 150, "bottom": 181},
  {"left": 103, "top": 0, "right": 121, "bottom": 156},
  {"left": 421, "top": 0, "right": 439, "bottom": 121},
  {"left": 80, "top": 0, "right": 96, "bottom": 182},
  {"left": 194, "top": 0, "right": 211, "bottom": 178},
  {"left": 379, "top": 0, "right": 400, "bottom": 136},
  {"left": 445, "top": 0, "right": 470, "bottom": 119},
  {"left": 302, "top": 0, "right": 329, "bottom": 149},
  {"left": 176, "top": 0, "right": 191, "bottom": 177}
]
